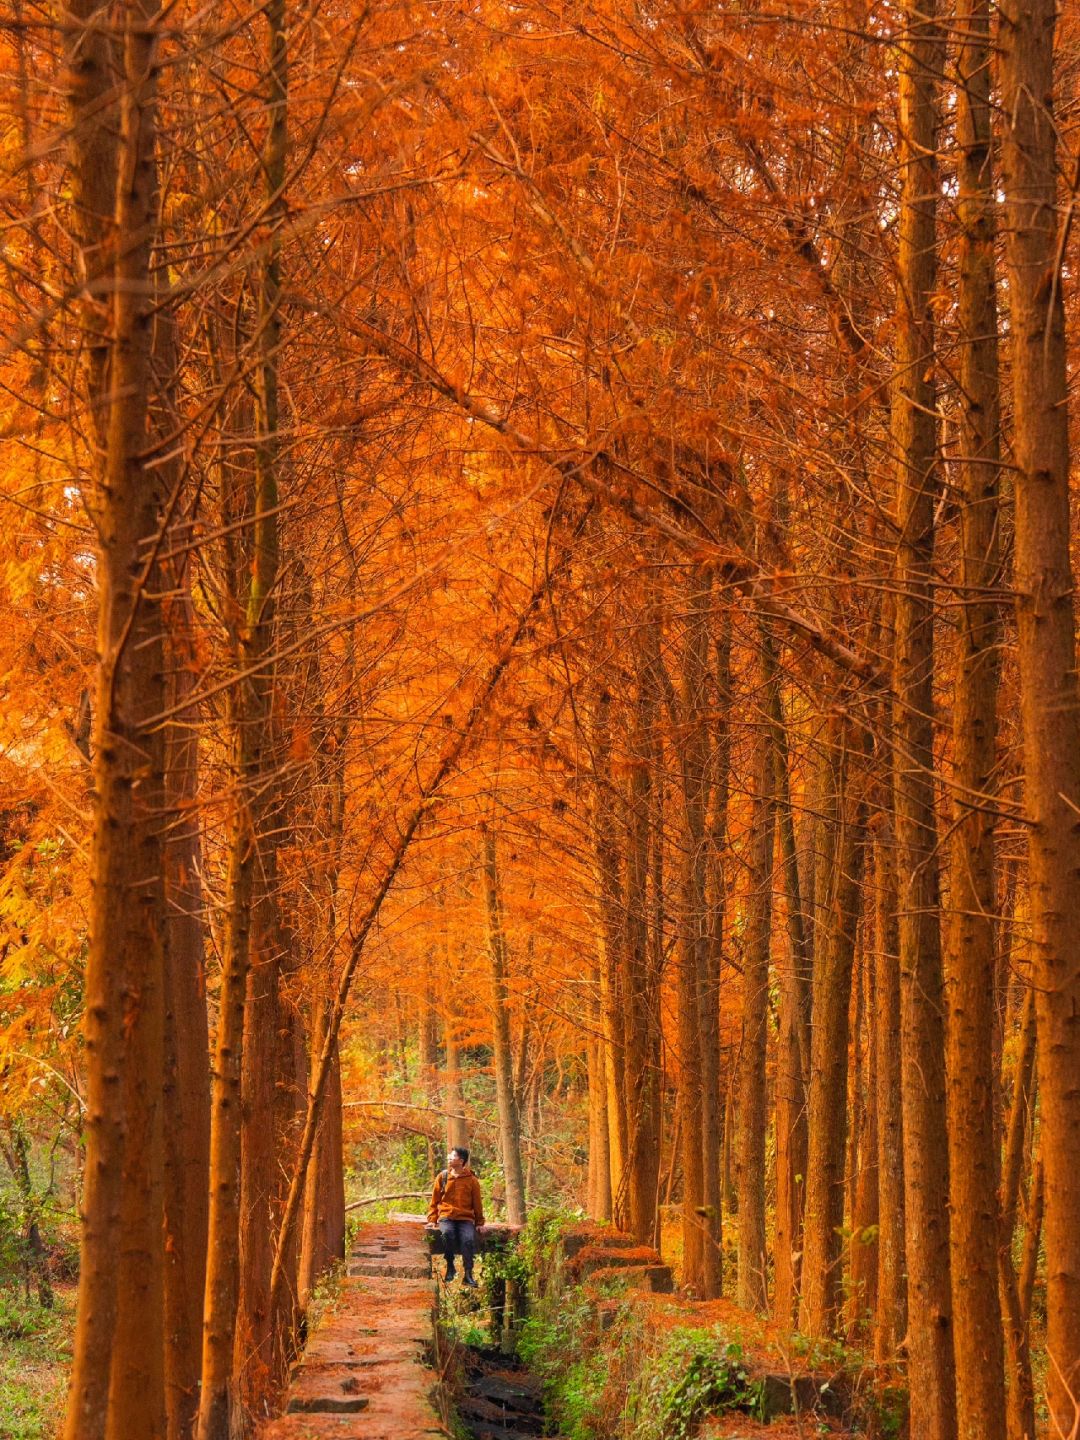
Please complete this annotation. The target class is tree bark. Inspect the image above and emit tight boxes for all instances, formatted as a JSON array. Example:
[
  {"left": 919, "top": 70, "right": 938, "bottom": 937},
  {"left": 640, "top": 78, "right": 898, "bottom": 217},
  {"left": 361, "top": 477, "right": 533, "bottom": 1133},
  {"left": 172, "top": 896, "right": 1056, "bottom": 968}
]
[
  {"left": 61, "top": 4, "right": 169, "bottom": 1436},
  {"left": 482, "top": 825, "right": 527, "bottom": 1226},
  {"left": 999, "top": 988, "right": 1037, "bottom": 1440},
  {"left": 298, "top": 996, "right": 345, "bottom": 1310},
  {"left": 946, "top": 1, "right": 1006, "bottom": 1428},
  {"left": 737, "top": 725, "right": 773, "bottom": 1311},
  {"left": 590, "top": 684, "right": 628, "bottom": 1223},
  {"left": 872, "top": 805, "right": 906, "bottom": 1363},
  {"left": 799, "top": 722, "right": 866, "bottom": 1338},
  {"left": 676, "top": 579, "right": 713, "bottom": 1294},
  {"left": 768, "top": 640, "right": 809, "bottom": 1326},
  {"left": 622, "top": 619, "right": 662, "bottom": 1244},
  {"left": 893, "top": 0, "right": 956, "bottom": 1428},
  {"left": 587, "top": 953, "right": 612, "bottom": 1221},
  {"left": 998, "top": 0, "right": 1080, "bottom": 1422},
  {"left": 848, "top": 942, "right": 878, "bottom": 1335},
  {"left": 162, "top": 558, "right": 211, "bottom": 1440},
  {"left": 199, "top": 8, "right": 288, "bottom": 1431}
]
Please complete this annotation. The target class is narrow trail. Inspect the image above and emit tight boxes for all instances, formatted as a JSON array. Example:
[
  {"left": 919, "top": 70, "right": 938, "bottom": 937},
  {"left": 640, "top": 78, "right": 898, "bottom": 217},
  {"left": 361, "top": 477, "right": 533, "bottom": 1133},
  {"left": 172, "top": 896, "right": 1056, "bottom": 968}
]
[{"left": 263, "top": 1222, "right": 443, "bottom": 1438}]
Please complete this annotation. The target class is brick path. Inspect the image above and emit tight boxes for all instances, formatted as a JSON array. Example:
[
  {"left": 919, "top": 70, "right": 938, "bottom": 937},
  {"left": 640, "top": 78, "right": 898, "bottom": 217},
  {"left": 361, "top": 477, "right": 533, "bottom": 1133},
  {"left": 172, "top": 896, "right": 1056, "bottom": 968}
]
[{"left": 261, "top": 1222, "right": 447, "bottom": 1440}]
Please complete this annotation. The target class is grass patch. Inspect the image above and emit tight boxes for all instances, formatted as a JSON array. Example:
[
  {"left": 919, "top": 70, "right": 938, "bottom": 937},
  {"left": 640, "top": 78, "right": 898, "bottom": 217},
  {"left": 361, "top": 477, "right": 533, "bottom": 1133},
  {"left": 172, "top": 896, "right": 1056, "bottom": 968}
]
[{"left": 0, "top": 1283, "right": 74, "bottom": 1440}]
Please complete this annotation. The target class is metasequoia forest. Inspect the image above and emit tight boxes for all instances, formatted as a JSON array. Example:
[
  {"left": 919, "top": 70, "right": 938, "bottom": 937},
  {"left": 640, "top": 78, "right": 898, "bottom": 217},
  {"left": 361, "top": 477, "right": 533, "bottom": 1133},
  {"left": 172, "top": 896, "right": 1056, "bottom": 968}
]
[{"left": 1, "top": 0, "right": 1079, "bottom": 1436}]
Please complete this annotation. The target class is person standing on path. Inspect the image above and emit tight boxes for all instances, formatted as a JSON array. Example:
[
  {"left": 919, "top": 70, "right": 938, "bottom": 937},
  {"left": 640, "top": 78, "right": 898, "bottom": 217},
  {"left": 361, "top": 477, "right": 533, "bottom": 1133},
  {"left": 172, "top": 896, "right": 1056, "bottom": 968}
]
[{"left": 427, "top": 1146, "right": 485, "bottom": 1286}]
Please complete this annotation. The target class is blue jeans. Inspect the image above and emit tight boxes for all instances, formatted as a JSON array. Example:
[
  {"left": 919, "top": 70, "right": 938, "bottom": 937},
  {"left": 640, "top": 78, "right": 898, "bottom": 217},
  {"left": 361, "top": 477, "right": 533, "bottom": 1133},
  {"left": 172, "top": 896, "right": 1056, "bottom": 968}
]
[{"left": 439, "top": 1218, "right": 477, "bottom": 1278}]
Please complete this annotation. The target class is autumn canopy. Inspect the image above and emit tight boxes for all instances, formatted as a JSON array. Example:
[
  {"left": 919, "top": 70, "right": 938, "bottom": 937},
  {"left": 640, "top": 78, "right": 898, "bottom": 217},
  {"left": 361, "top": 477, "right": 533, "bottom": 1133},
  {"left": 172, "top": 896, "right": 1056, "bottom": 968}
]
[{"left": 0, "top": 0, "right": 1078, "bottom": 1437}]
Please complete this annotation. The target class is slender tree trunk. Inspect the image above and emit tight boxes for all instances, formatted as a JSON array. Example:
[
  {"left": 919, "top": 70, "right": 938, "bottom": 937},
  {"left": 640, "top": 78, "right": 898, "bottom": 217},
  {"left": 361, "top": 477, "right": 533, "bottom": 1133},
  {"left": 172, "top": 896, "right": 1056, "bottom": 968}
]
[
  {"left": 848, "top": 943, "right": 878, "bottom": 1334},
  {"left": 590, "top": 684, "right": 628, "bottom": 1223},
  {"left": 999, "top": 988, "right": 1037, "bottom": 1440},
  {"left": 232, "top": 1, "right": 290, "bottom": 1413},
  {"left": 722, "top": 1085, "right": 737, "bottom": 1216},
  {"left": 623, "top": 620, "right": 662, "bottom": 1243},
  {"left": 872, "top": 804, "right": 906, "bottom": 1362},
  {"left": 768, "top": 642, "right": 809, "bottom": 1326},
  {"left": 298, "top": 996, "right": 345, "bottom": 1309},
  {"left": 443, "top": 1021, "right": 469, "bottom": 1152},
  {"left": 199, "top": 8, "right": 288, "bottom": 1430},
  {"left": 482, "top": 825, "right": 527, "bottom": 1226},
  {"left": 1018, "top": 1156, "right": 1044, "bottom": 1330},
  {"left": 587, "top": 954, "right": 612, "bottom": 1221},
  {"left": 893, "top": 0, "right": 956, "bottom": 1428},
  {"left": 62, "top": 5, "right": 168, "bottom": 1436},
  {"left": 676, "top": 579, "right": 717, "bottom": 1294},
  {"left": 799, "top": 723, "right": 866, "bottom": 1337},
  {"left": 737, "top": 726, "right": 773, "bottom": 1311},
  {"left": 271, "top": 991, "right": 307, "bottom": 1345},
  {"left": 699, "top": 604, "right": 730, "bottom": 1294},
  {"left": 999, "top": 0, "right": 1080, "bottom": 1422},
  {"left": 162, "top": 564, "right": 211, "bottom": 1440},
  {"left": 419, "top": 980, "right": 439, "bottom": 1095},
  {"left": 946, "top": 2, "right": 1006, "bottom": 1430}
]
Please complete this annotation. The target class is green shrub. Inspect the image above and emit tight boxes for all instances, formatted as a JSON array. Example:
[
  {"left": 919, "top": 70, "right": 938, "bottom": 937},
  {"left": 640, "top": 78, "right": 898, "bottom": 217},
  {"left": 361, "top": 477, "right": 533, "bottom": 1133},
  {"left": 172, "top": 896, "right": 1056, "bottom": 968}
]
[{"left": 628, "top": 1328, "right": 765, "bottom": 1440}]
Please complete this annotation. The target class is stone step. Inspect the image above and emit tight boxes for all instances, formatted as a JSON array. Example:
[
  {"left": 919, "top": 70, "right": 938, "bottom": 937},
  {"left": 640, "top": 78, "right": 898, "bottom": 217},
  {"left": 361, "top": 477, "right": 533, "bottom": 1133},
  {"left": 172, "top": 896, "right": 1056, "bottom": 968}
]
[
  {"left": 584, "top": 1262, "right": 674, "bottom": 1294},
  {"left": 574, "top": 1245, "right": 666, "bottom": 1277},
  {"left": 347, "top": 1259, "right": 431, "bottom": 1279},
  {"left": 560, "top": 1225, "right": 642, "bottom": 1258}
]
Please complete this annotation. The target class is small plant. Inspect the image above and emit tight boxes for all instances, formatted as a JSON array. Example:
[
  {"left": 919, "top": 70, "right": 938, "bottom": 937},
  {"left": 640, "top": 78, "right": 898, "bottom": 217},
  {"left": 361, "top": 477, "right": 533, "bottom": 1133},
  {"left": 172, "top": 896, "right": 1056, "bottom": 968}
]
[
  {"left": 304, "top": 1259, "right": 344, "bottom": 1337},
  {"left": 629, "top": 1328, "right": 765, "bottom": 1440}
]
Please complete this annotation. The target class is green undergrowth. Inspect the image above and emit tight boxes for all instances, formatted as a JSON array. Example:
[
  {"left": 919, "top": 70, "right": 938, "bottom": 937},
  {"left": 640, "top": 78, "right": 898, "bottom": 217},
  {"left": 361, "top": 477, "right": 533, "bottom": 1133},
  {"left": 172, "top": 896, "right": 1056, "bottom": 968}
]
[
  {"left": 0, "top": 1284, "right": 74, "bottom": 1440},
  {"left": 518, "top": 1291, "right": 765, "bottom": 1440},
  {"left": 514, "top": 1211, "right": 766, "bottom": 1440}
]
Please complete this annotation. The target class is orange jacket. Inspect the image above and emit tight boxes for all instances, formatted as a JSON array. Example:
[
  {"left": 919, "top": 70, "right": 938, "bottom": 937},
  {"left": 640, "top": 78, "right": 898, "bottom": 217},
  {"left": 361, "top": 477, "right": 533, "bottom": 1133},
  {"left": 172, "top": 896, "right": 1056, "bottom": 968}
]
[{"left": 427, "top": 1166, "right": 485, "bottom": 1226}]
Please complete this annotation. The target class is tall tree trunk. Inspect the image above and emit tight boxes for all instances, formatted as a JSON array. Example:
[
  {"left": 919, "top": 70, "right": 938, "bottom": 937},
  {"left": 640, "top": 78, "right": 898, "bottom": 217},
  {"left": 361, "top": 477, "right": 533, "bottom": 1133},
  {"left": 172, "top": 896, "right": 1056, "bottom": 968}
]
[
  {"left": 722, "top": 1085, "right": 737, "bottom": 1215},
  {"left": 590, "top": 684, "right": 628, "bottom": 1223},
  {"left": 946, "top": 1, "right": 1006, "bottom": 1430},
  {"left": 768, "top": 640, "right": 809, "bottom": 1326},
  {"left": 198, "top": 744, "right": 253, "bottom": 1440},
  {"left": 799, "top": 722, "right": 867, "bottom": 1337},
  {"left": 699, "top": 603, "right": 730, "bottom": 1294},
  {"left": 62, "top": 4, "right": 168, "bottom": 1436},
  {"left": 999, "top": 0, "right": 1080, "bottom": 1423},
  {"left": 298, "top": 996, "right": 345, "bottom": 1310},
  {"left": 443, "top": 1018, "right": 470, "bottom": 1153},
  {"left": 848, "top": 942, "right": 879, "bottom": 1334},
  {"left": 1018, "top": 1156, "right": 1044, "bottom": 1330},
  {"left": 999, "top": 988, "right": 1036, "bottom": 1440},
  {"left": 162, "top": 562, "right": 211, "bottom": 1440},
  {"left": 622, "top": 619, "right": 662, "bottom": 1243},
  {"left": 587, "top": 954, "right": 612, "bottom": 1221},
  {"left": 676, "top": 579, "right": 711, "bottom": 1294},
  {"left": 893, "top": 0, "right": 956, "bottom": 1429},
  {"left": 199, "top": 8, "right": 288, "bottom": 1432},
  {"left": 482, "top": 825, "right": 527, "bottom": 1226},
  {"left": 737, "top": 726, "right": 773, "bottom": 1311},
  {"left": 872, "top": 804, "right": 906, "bottom": 1362}
]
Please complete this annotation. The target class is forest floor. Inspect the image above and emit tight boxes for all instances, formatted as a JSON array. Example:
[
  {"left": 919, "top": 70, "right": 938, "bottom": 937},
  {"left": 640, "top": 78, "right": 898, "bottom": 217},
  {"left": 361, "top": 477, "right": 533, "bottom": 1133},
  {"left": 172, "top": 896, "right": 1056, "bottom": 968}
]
[{"left": 0, "top": 1283, "right": 74, "bottom": 1440}]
